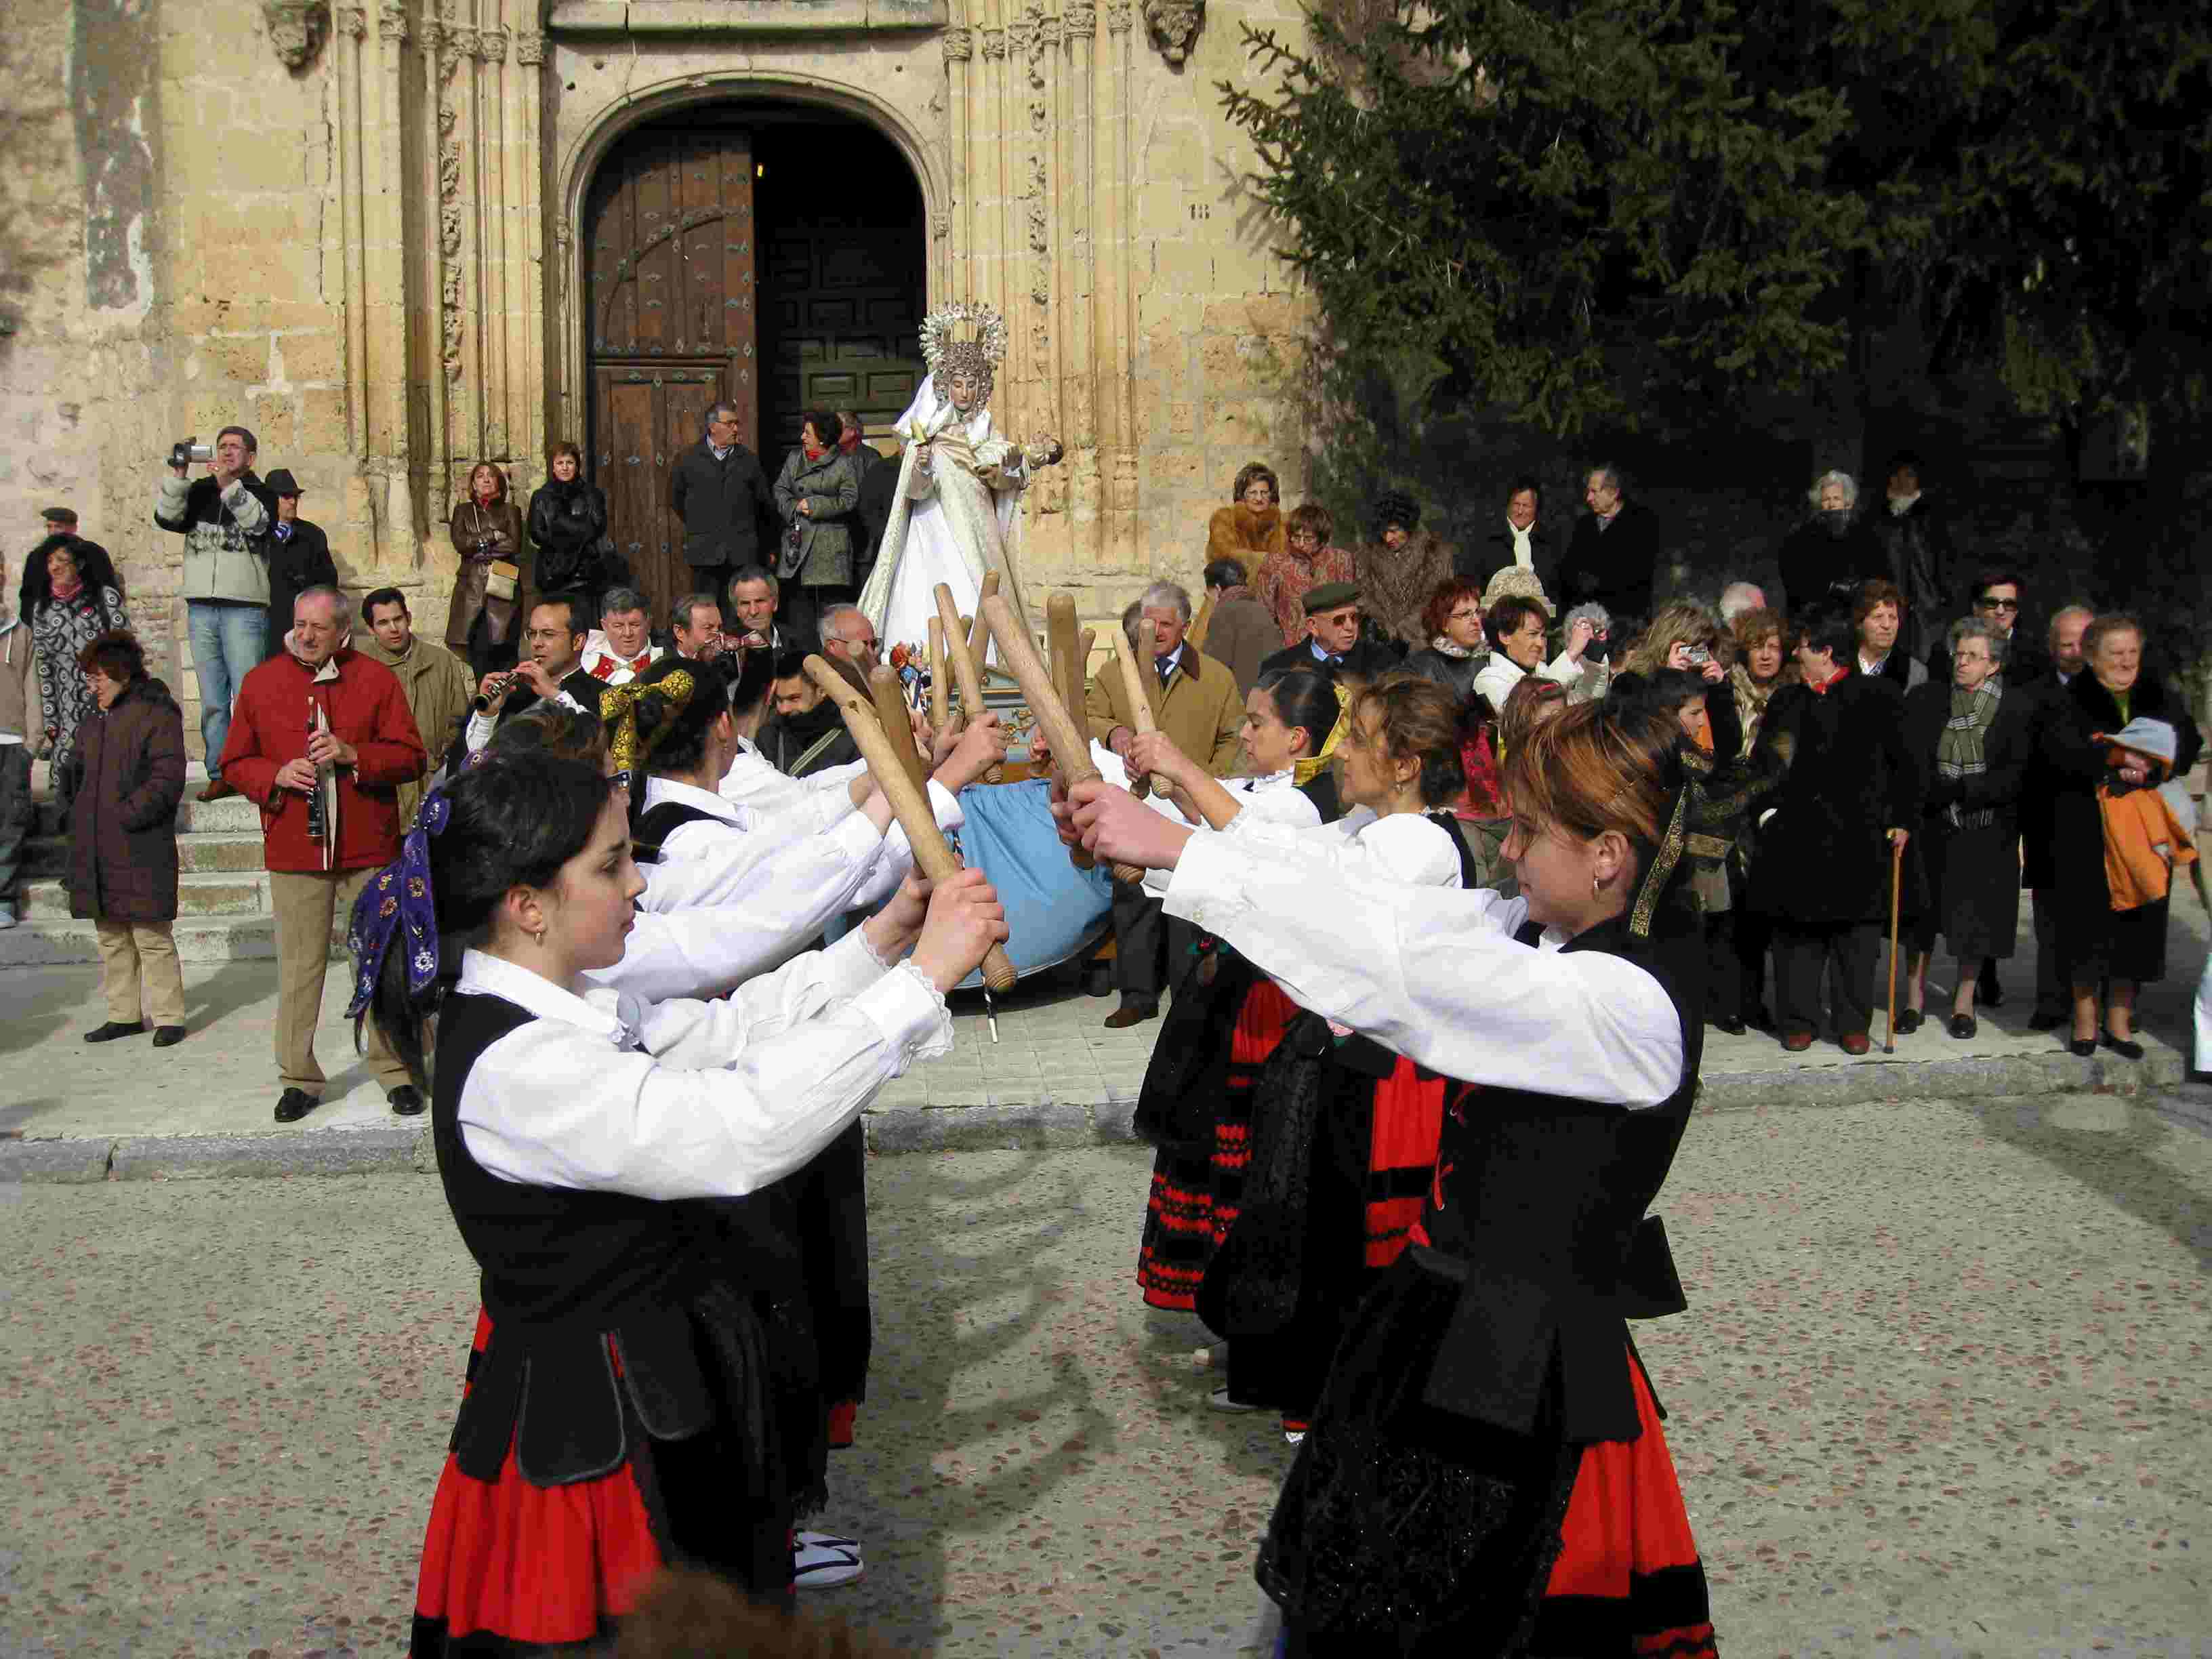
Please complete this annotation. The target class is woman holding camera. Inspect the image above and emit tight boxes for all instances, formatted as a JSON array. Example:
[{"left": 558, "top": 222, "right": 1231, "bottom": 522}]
[{"left": 445, "top": 462, "right": 525, "bottom": 676}]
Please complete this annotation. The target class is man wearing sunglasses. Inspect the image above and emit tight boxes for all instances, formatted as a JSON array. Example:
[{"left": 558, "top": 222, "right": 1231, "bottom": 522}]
[{"left": 1929, "top": 569, "right": 2047, "bottom": 686}]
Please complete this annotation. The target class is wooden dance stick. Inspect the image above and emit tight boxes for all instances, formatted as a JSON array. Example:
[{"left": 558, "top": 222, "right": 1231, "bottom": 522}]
[
  {"left": 967, "top": 571, "right": 1000, "bottom": 669},
  {"left": 926, "top": 616, "right": 949, "bottom": 730},
  {"left": 986, "top": 594, "right": 1146, "bottom": 886},
  {"left": 935, "top": 582, "right": 1002, "bottom": 784},
  {"left": 1111, "top": 617, "right": 1162, "bottom": 800},
  {"left": 803, "top": 655, "right": 1017, "bottom": 994},
  {"left": 867, "top": 663, "right": 931, "bottom": 800},
  {"left": 1044, "top": 596, "right": 1097, "bottom": 872}
]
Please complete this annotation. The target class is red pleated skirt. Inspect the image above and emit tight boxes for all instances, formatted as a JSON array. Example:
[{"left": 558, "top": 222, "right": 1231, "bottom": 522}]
[
  {"left": 410, "top": 1310, "right": 670, "bottom": 1656},
  {"left": 1530, "top": 1350, "right": 1718, "bottom": 1658},
  {"left": 1137, "top": 976, "right": 1300, "bottom": 1310}
]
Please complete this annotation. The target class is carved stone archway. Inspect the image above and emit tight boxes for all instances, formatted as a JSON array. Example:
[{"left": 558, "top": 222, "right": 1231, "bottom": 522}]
[{"left": 550, "top": 70, "right": 951, "bottom": 464}]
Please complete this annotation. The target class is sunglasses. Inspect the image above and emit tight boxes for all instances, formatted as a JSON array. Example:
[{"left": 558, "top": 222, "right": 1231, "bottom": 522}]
[{"left": 1978, "top": 597, "right": 2020, "bottom": 611}]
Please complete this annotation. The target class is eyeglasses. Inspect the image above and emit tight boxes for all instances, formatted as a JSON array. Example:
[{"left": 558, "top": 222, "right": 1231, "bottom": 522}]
[{"left": 1979, "top": 598, "right": 2020, "bottom": 612}]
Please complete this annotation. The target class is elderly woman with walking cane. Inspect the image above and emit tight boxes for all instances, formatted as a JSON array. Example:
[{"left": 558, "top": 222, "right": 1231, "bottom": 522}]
[{"left": 1748, "top": 605, "right": 1921, "bottom": 1054}]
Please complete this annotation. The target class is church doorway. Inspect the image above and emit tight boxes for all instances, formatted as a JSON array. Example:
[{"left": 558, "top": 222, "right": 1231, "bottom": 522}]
[{"left": 582, "top": 105, "right": 926, "bottom": 626}]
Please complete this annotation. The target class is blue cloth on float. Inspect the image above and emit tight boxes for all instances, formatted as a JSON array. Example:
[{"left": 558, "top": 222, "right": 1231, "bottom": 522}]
[{"left": 824, "top": 777, "right": 1113, "bottom": 987}]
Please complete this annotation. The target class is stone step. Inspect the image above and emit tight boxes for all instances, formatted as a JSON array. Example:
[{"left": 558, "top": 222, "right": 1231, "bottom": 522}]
[
  {"left": 0, "top": 913, "right": 345, "bottom": 968},
  {"left": 30, "top": 791, "right": 262, "bottom": 838},
  {"left": 26, "top": 832, "right": 268, "bottom": 878},
  {"left": 20, "top": 873, "right": 272, "bottom": 919}
]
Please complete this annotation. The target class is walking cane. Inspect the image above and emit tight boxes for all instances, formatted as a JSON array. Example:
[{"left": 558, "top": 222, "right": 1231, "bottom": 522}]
[{"left": 1883, "top": 832, "right": 1905, "bottom": 1054}]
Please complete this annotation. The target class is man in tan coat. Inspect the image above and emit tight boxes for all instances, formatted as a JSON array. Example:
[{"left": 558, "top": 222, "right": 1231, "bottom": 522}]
[
  {"left": 1085, "top": 580, "right": 1243, "bottom": 1026},
  {"left": 354, "top": 586, "right": 474, "bottom": 827}
]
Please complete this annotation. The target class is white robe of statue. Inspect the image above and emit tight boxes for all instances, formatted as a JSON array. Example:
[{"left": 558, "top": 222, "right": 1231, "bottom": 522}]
[{"left": 857, "top": 374, "right": 1037, "bottom": 659}]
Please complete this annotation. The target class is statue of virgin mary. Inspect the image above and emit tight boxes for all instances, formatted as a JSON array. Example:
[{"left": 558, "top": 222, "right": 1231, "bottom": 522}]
[{"left": 857, "top": 302, "right": 1061, "bottom": 658}]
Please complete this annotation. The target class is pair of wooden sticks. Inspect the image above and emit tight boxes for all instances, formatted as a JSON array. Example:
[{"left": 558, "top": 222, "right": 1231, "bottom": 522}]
[{"left": 799, "top": 586, "right": 1148, "bottom": 1006}]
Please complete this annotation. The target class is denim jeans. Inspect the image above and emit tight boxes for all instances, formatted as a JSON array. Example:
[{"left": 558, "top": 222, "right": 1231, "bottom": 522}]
[{"left": 187, "top": 600, "right": 268, "bottom": 777}]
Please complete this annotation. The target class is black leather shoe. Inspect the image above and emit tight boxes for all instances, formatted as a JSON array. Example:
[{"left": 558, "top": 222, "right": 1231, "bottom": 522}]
[
  {"left": 83, "top": 1021, "right": 146, "bottom": 1043},
  {"left": 2067, "top": 1038, "right": 2097, "bottom": 1058},
  {"left": 1713, "top": 1015, "right": 1748, "bottom": 1036},
  {"left": 274, "top": 1088, "right": 320, "bottom": 1124},
  {"left": 152, "top": 1026, "right": 186, "bottom": 1048},
  {"left": 388, "top": 1085, "right": 426, "bottom": 1118},
  {"left": 2100, "top": 1029, "right": 2145, "bottom": 1061},
  {"left": 2028, "top": 1010, "right": 2066, "bottom": 1031},
  {"left": 1948, "top": 1014, "right": 1977, "bottom": 1040},
  {"left": 1893, "top": 1008, "right": 1925, "bottom": 1036}
]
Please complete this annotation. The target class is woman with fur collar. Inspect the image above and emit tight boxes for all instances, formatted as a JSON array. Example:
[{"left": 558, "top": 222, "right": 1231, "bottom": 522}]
[
  {"left": 1206, "top": 463, "right": 1288, "bottom": 582},
  {"left": 1354, "top": 490, "right": 1456, "bottom": 651}
]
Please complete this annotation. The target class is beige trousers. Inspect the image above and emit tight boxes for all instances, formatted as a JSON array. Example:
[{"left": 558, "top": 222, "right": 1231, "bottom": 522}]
[
  {"left": 269, "top": 867, "right": 411, "bottom": 1097},
  {"left": 94, "top": 919, "right": 186, "bottom": 1027}
]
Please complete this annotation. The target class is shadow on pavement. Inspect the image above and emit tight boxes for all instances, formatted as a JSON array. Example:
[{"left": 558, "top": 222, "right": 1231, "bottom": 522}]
[{"left": 1961, "top": 1094, "right": 2212, "bottom": 1273}]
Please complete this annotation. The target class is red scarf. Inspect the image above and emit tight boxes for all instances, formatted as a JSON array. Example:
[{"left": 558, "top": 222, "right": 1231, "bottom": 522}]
[
  {"left": 1807, "top": 664, "right": 1849, "bottom": 695},
  {"left": 50, "top": 574, "right": 85, "bottom": 603},
  {"left": 803, "top": 444, "right": 827, "bottom": 463}
]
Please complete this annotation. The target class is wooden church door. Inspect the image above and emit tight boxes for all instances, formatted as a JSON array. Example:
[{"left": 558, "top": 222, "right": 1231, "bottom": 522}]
[{"left": 584, "top": 127, "right": 758, "bottom": 627}]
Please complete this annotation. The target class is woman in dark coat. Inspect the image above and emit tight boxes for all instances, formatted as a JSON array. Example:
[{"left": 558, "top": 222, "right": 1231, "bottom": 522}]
[
  {"left": 1772, "top": 469, "right": 1890, "bottom": 617},
  {"left": 1748, "top": 605, "right": 1921, "bottom": 1052},
  {"left": 66, "top": 630, "right": 188, "bottom": 1047},
  {"left": 525, "top": 441, "right": 615, "bottom": 601},
  {"left": 446, "top": 462, "right": 526, "bottom": 676},
  {"left": 22, "top": 533, "right": 130, "bottom": 822},
  {"left": 1398, "top": 573, "right": 1488, "bottom": 704},
  {"left": 1899, "top": 617, "right": 2032, "bottom": 1039},
  {"left": 772, "top": 410, "right": 862, "bottom": 642},
  {"left": 2036, "top": 613, "right": 2205, "bottom": 1059}
]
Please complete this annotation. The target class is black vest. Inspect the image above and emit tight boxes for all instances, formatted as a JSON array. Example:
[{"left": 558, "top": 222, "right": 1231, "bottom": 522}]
[
  {"left": 432, "top": 991, "right": 723, "bottom": 1484},
  {"left": 1415, "top": 912, "right": 1705, "bottom": 1443},
  {"left": 632, "top": 798, "right": 722, "bottom": 865}
]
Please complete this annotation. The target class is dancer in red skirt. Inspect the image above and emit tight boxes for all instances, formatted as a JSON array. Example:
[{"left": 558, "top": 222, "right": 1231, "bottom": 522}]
[
  {"left": 350, "top": 754, "right": 1005, "bottom": 1655},
  {"left": 1159, "top": 676, "right": 1471, "bottom": 1443},
  {"left": 1069, "top": 699, "right": 1720, "bottom": 1656},
  {"left": 1120, "top": 666, "right": 1343, "bottom": 1317}
]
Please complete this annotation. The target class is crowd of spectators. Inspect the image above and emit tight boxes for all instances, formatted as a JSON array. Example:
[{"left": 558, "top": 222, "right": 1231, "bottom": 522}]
[{"left": 8, "top": 433, "right": 2205, "bottom": 1083}]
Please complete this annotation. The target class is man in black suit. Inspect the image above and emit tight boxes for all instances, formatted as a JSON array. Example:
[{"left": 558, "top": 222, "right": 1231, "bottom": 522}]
[
  {"left": 260, "top": 469, "right": 338, "bottom": 659},
  {"left": 1257, "top": 581, "right": 1402, "bottom": 682},
  {"left": 669, "top": 401, "right": 776, "bottom": 583},
  {"left": 462, "top": 593, "right": 604, "bottom": 755},
  {"left": 2013, "top": 600, "right": 2096, "bottom": 1030},
  {"left": 1460, "top": 475, "right": 1559, "bottom": 600},
  {"left": 1559, "top": 463, "right": 1663, "bottom": 646}
]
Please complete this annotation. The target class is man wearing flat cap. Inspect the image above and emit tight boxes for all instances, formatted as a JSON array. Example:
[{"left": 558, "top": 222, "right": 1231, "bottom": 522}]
[
  {"left": 262, "top": 470, "right": 337, "bottom": 660},
  {"left": 41, "top": 507, "right": 78, "bottom": 540},
  {"left": 1257, "top": 581, "right": 1402, "bottom": 682}
]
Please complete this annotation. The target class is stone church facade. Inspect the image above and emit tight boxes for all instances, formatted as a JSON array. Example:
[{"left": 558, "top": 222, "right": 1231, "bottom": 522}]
[{"left": 4, "top": 0, "right": 1315, "bottom": 750}]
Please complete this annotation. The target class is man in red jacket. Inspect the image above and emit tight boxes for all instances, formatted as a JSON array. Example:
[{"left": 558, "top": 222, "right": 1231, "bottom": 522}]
[{"left": 220, "top": 586, "right": 428, "bottom": 1122}]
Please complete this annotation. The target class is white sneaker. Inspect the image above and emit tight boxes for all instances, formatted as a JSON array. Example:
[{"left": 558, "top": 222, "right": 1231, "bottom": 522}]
[
  {"left": 1208, "top": 1387, "right": 1260, "bottom": 1413},
  {"left": 793, "top": 1529, "right": 863, "bottom": 1590},
  {"left": 1284, "top": 1429, "right": 1307, "bottom": 1446},
  {"left": 0, "top": 911, "right": 15, "bottom": 930}
]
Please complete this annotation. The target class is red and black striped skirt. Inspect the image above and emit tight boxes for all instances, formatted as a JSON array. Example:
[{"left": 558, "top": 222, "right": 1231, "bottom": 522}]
[{"left": 1136, "top": 977, "right": 1300, "bottom": 1310}]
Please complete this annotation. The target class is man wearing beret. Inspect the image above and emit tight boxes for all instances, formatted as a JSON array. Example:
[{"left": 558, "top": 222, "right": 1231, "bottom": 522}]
[
  {"left": 261, "top": 469, "right": 338, "bottom": 660},
  {"left": 1257, "top": 581, "right": 1403, "bottom": 683}
]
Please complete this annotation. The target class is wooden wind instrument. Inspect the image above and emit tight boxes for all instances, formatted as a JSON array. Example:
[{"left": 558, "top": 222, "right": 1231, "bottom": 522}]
[
  {"left": 986, "top": 594, "right": 1145, "bottom": 886},
  {"left": 802, "top": 655, "right": 1017, "bottom": 992}
]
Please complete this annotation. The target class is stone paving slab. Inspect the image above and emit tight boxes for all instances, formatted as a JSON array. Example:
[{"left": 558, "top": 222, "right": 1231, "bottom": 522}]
[{"left": 4, "top": 1102, "right": 2209, "bottom": 1656}]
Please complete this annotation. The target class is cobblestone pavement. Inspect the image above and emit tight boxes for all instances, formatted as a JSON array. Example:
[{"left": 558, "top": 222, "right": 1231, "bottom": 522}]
[{"left": 5, "top": 1090, "right": 2209, "bottom": 1657}]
